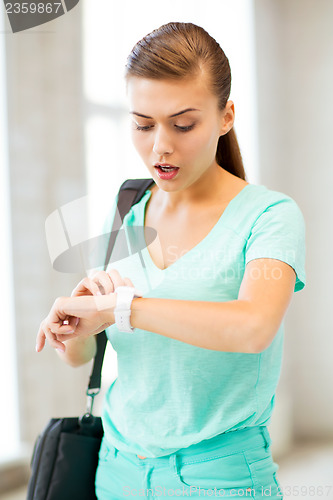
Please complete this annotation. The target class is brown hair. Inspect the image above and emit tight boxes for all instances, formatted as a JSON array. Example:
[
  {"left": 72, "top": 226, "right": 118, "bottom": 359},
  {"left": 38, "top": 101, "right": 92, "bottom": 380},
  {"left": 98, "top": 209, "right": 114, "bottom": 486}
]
[{"left": 125, "top": 22, "right": 246, "bottom": 181}]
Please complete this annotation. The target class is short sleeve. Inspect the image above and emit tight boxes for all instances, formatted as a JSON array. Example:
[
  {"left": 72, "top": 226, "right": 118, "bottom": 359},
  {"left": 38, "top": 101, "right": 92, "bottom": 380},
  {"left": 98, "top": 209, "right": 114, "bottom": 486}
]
[{"left": 245, "top": 197, "right": 306, "bottom": 292}]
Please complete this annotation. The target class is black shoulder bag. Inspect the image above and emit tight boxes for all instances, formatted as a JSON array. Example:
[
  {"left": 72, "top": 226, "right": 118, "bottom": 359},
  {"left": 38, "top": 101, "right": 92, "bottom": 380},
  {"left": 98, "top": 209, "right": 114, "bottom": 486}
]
[{"left": 27, "top": 177, "right": 155, "bottom": 500}]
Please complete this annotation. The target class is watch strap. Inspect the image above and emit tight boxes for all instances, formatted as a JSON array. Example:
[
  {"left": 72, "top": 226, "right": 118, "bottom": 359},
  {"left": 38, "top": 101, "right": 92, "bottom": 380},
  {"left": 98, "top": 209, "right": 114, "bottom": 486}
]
[{"left": 114, "top": 286, "right": 143, "bottom": 333}]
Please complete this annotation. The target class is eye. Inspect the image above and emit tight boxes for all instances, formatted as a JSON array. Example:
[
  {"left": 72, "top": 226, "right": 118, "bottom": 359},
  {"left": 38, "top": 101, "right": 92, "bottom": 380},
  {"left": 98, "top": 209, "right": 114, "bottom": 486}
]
[
  {"left": 134, "top": 124, "right": 153, "bottom": 131},
  {"left": 175, "top": 124, "right": 195, "bottom": 132}
]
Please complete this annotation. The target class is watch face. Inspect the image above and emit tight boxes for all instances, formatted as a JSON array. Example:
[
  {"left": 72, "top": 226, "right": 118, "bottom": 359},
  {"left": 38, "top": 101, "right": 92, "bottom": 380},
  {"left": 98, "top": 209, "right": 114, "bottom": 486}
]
[
  {"left": 115, "top": 286, "right": 143, "bottom": 297},
  {"left": 114, "top": 287, "right": 134, "bottom": 311}
]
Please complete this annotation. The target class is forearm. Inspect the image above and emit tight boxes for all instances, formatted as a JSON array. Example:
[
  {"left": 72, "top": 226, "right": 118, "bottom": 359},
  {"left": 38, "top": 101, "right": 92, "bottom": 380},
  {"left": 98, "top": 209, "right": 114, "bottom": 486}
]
[
  {"left": 130, "top": 298, "right": 260, "bottom": 353},
  {"left": 56, "top": 334, "right": 97, "bottom": 367}
]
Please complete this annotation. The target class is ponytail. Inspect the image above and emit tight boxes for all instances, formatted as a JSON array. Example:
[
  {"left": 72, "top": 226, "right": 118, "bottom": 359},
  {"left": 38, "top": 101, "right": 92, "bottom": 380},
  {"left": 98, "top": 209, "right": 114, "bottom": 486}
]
[{"left": 216, "top": 128, "right": 246, "bottom": 181}]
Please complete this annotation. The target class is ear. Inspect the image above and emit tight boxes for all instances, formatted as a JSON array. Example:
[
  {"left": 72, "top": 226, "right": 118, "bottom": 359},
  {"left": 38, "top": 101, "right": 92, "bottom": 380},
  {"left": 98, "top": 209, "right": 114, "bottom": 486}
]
[{"left": 219, "top": 100, "right": 235, "bottom": 136}]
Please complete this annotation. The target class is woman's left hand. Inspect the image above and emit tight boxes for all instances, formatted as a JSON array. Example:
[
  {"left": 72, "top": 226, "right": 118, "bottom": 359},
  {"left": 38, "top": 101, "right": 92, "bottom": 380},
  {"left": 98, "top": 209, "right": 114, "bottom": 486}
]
[{"left": 36, "top": 293, "right": 117, "bottom": 353}]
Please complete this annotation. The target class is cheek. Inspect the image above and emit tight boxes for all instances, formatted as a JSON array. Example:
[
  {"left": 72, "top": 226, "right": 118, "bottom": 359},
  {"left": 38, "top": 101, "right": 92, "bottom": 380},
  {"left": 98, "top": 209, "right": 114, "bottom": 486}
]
[
  {"left": 185, "top": 128, "right": 219, "bottom": 160},
  {"left": 131, "top": 132, "right": 151, "bottom": 157},
  {"left": 201, "top": 123, "right": 221, "bottom": 149}
]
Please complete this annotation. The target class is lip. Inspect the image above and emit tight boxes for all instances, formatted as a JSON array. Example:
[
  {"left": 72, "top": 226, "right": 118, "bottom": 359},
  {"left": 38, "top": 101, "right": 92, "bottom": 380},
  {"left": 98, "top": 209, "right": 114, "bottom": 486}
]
[{"left": 154, "top": 164, "right": 179, "bottom": 180}]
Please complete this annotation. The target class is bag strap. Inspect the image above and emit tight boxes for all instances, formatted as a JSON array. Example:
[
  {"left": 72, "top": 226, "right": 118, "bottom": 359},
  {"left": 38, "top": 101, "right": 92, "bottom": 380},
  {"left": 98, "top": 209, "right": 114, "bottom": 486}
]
[
  {"left": 86, "top": 178, "right": 155, "bottom": 409},
  {"left": 103, "top": 178, "right": 155, "bottom": 272}
]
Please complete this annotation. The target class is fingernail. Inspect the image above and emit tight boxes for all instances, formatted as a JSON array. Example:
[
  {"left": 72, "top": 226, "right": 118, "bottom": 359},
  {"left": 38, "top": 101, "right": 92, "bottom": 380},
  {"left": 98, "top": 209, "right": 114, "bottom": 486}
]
[
  {"left": 96, "top": 291, "right": 102, "bottom": 296},
  {"left": 56, "top": 348, "right": 65, "bottom": 353},
  {"left": 35, "top": 345, "right": 39, "bottom": 352},
  {"left": 75, "top": 317, "right": 79, "bottom": 326}
]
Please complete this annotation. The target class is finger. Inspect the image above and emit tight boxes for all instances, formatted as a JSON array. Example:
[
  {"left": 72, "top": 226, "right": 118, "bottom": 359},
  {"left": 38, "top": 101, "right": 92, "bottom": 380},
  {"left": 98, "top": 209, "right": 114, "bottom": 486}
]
[
  {"left": 36, "top": 326, "right": 46, "bottom": 353},
  {"left": 71, "top": 278, "right": 89, "bottom": 296},
  {"left": 44, "top": 326, "right": 66, "bottom": 352},
  {"left": 93, "top": 272, "right": 115, "bottom": 295},
  {"left": 49, "top": 319, "right": 75, "bottom": 335},
  {"left": 61, "top": 316, "right": 74, "bottom": 329},
  {"left": 107, "top": 268, "right": 126, "bottom": 289},
  {"left": 71, "top": 278, "right": 101, "bottom": 297},
  {"left": 123, "top": 277, "right": 135, "bottom": 287},
  {"left": 53, "top": 315, "right": 78, "bottom": 334},
  {"left": 71, "top": 316, "right": 79, "bottom": 328},
  {"left": 47, "top": 299, "right": 69, "bottom": 325}
]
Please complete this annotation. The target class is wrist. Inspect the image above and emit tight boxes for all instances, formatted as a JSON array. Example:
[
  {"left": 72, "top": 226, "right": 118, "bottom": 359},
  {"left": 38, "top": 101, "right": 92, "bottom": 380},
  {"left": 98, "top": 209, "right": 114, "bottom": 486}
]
[{"left": 128, "top": 297, "right": 143, "bottom": 329}]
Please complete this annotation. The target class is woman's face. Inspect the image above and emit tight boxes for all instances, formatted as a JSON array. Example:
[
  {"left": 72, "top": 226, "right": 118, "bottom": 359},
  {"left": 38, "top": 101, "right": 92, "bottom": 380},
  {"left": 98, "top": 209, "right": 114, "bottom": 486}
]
[{"left": 127, "top": 75, "right": 234, "bottom": 192}]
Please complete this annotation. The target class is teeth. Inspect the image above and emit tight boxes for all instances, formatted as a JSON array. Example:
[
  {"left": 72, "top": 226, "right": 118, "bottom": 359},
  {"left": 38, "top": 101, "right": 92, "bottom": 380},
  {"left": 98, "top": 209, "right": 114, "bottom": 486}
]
[{"left": 159, "top": 166, "right": 176, "bottom": 171}]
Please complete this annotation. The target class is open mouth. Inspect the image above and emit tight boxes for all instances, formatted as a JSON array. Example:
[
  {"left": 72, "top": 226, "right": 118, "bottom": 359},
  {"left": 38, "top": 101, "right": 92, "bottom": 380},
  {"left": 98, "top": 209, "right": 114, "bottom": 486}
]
[
  {"left": 158, "top": 165, "right": 177, "bottom": 171},
  {"left": 154, "top": 164, "right": 179, "bottom": 179}
]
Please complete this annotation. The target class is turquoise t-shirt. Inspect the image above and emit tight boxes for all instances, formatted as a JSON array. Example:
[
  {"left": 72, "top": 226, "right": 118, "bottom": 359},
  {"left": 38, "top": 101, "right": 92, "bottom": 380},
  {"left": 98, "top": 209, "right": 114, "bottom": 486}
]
[{"left": 100, "top": 182, "right": 306, "bottom": 458}]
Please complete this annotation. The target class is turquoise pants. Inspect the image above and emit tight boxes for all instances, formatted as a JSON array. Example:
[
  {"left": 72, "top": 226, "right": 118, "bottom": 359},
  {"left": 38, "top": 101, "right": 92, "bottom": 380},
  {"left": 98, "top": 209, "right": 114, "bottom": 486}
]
[{"left": 95, "top": 426, "right": 283, "bottom": 499}]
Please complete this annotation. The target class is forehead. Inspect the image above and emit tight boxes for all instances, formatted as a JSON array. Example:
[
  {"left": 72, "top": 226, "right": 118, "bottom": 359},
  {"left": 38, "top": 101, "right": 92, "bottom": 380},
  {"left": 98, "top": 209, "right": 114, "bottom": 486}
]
[{"left": 127, "top": 76, "right": 218, "bottom": 116}]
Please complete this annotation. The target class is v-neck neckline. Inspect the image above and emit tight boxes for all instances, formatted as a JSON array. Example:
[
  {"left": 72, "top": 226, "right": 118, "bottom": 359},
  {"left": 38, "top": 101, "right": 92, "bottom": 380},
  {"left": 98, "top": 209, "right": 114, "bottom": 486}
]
[{"left": 141, "top": 183, "right": 252, "bottom": 273}]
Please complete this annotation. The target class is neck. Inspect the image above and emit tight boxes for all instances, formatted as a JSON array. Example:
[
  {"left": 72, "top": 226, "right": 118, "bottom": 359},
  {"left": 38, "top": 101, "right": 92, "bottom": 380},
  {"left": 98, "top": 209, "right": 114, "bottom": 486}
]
[{"left": 155, "top": 165, "right": 233, "bottom": 212}]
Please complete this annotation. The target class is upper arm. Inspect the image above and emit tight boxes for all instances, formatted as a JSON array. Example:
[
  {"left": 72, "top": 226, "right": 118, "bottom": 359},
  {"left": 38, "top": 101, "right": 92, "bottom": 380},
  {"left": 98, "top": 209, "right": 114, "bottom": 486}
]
[
  {"left": 238, "top": 258, "right": 296, "bottom": 353},
  {"left": 245, "top": 196, "right": 306, "bottom": 293},
  {"left": 238, "top": 194, "right": 306, "bottom": 352}
]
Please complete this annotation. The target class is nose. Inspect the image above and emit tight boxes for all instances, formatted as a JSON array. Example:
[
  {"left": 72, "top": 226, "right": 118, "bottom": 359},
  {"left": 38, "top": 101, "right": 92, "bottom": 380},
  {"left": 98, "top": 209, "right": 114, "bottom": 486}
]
[{"left": 152, "top": 126, "right": 173, "bottom": 156}]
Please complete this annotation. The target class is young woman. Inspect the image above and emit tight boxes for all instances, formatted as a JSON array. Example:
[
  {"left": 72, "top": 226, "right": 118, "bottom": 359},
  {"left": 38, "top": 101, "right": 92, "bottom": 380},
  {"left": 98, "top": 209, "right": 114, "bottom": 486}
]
[{"left": 36, "top": 22, "right": 306, "bottom": 498}]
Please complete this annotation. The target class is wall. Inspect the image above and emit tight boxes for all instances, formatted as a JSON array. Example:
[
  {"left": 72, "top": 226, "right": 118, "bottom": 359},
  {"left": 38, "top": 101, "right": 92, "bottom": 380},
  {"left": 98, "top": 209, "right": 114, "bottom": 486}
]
[
  {"left": 254, "top": 0, "right": 333, "bottom": 441},
  {"left": 5, "top": 3, "right": 91, "bottom": 447}
]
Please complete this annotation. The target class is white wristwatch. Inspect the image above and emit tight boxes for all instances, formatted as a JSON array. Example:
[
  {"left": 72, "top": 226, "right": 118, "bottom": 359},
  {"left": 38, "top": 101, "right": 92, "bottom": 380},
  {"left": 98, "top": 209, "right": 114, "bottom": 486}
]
[{"left": 114, "top": 286, "right": 143, "bottom": 333}]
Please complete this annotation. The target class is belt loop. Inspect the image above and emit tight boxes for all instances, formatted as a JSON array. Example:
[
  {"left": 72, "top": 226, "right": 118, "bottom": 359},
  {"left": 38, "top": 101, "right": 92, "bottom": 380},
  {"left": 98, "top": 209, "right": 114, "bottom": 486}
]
[
  {"left": 169, "top": 453, "right": 179, "bottom": 476},
  {"left": 260, "top": 426, "right": 272, "bottom": 450},
  {"left": 102, "top": 437, "right": 118, "bottom": 459},
  {"left": 110, "top": 444, "right": 118, "bottom": 458}
]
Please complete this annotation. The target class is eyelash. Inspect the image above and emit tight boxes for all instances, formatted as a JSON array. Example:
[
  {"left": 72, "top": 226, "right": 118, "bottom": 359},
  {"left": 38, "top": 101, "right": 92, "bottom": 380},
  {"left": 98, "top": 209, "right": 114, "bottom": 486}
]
[
  {"left": 176, "top": 124, "right": 195, "bottom": 132},
  {"left": 134, "top": 124, "right": 195, "bottom": 133}
]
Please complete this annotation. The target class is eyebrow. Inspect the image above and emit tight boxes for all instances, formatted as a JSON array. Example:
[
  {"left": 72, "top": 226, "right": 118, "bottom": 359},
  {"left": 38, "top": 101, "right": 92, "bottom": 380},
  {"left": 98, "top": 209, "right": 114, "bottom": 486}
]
[{"left": 130, "top": 108, "right": 199, "bottom": 119}]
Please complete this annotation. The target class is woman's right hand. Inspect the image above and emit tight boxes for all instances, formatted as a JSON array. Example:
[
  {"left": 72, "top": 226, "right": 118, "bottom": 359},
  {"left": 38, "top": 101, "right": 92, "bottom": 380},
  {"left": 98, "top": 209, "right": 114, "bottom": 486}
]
[
  {"left": 71, "top": 270, "right": 135, "bottom": 297},
  {"left": 36, "top": 293, "right": 116, "bottom": 355},
  {"left": 37, "top": 269, "right": 138, "bottom": 365}
]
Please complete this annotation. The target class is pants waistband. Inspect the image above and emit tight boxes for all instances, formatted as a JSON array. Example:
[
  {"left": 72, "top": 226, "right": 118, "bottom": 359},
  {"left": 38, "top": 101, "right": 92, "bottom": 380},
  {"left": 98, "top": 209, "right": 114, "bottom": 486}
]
[
  {"left": 175, "top": 425, "right": 271, "bottom": 459},
  {"left": 112, "top": 426, "right": 272, "bottom": 465}
]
